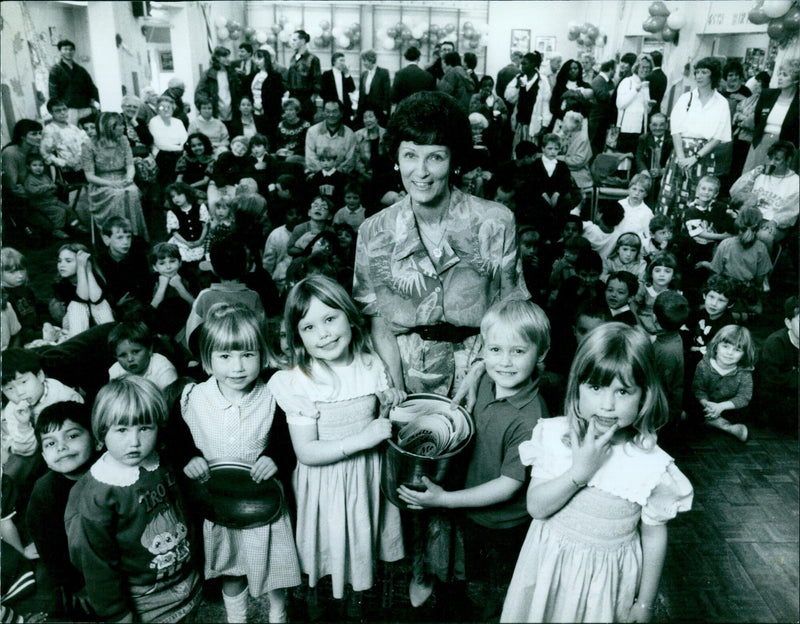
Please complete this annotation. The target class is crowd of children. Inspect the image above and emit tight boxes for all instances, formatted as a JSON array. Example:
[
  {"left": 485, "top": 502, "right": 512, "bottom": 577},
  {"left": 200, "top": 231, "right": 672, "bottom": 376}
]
[{"left": 1, "top": 52, "right": 798, "bottom": 624}]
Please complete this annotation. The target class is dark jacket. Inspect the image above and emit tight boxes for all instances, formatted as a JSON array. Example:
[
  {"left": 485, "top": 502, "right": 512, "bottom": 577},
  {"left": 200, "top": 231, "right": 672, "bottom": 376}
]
[
  {"left": 392, "top": 63, "right": 436, "bottom": 104},
  {"left": 437, "top": 66, "right": 475, "bottom": 114},
  {"left": 48, "top": 60, "right": 98, "bottom": 109},
  {"left": 357, "top": 66, "right": 391, "bottom": 124},
  {"left": 287, "top": 50, "right": 322, "bottom": 100},
  {"left": 752, "top": 88, "right": 799, "bottom": 148},
  {"left": 251, "top": 71, "right": 287, "bottom": 137},
  {"left": 646, "top": 68, "right": 668, "bottom": 111},
  {"left": 195, "top": 67, "right": 244, "bottom": 119},
  {"left": 320, "top": 70, "right": 356, "bottom": 121},
  {"left": 635, "top": 133, "right": 673, "bottom": 173}
]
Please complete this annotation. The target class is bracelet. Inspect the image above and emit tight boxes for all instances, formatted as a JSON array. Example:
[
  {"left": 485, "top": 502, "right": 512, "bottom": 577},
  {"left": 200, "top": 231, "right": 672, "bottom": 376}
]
[{"left": 340, "top": 441, "right": 350, "bottom": 458}]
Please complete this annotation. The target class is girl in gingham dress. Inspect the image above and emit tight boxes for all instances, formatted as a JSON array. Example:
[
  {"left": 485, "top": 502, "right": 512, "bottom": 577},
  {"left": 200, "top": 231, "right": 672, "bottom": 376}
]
[{"left": 180, "top": 303, "right": 300, "bottom": 623}]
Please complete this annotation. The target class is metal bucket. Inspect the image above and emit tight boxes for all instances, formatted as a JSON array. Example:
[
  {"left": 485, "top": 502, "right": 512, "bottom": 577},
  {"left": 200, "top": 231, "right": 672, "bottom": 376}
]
[{"left": 381, "top": 393, "right": 474, "bottom": 510}]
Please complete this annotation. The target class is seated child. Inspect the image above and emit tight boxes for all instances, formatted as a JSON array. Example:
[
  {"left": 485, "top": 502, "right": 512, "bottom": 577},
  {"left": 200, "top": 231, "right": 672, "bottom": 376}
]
[
  {"left": 22, "top": 153, "right": 70, "bottom": 240},
  {"left": 108, "top": 321, "right": 178, "bottom": 390},
  {"left": 232, "top": 186, "right": 271, "bottom": 261},
  {"left": 616, "top": 173, "right": 654, "bottom": 243},
  {"left": 65, "top": 377, "right": 201, "bottom": 623},
  {"left": 185, "top": 236, "right": 266, "bottom": 351},
  {"left": 188, "top": 97, "right": 230, "bottom": 156},
  {"left": 288, "top": 195, "right": 335, "bottom": 257},
  {"left": 601, "top": 232, "right": 646, "bottom": 283},
  {"left": 266, "top": 174, "right": 301, "bottom": 228},
  {"left": 332, "top": 181, "right": 366, "bottom": 231},
  {"left": 397, "top": 299, "right": 551, "bottom": 620},
  {"left": 641, "top": 213, "right": 675, "bottom": 262},
  {"left": 95, "top": 216, "right": 152, "bottom": 312},
  {"left": 553, "top": 248, "right": 604, "bottom": 324},
  {"left": 692, "top": 324, "right": 755, "bottom": 442},
  {"left": 604, "top": 270, "right": 639, "bottom": 325},
  {"left": 149, "top": 242, "right": 196, "bottom": 339},
  {"left": 1, "top": 349, "right": 83, "bottom": 489},
  {"left": 175, "top": 132, "right": 214, "bottom": 191},
  {"left": 547, "top": 232, "right": 589, "bottom": 306},
  {"left": 308, "top": 148, "right": 346, "bottom": 209},
  {"left": 518, "top": 226, "right": 550, "bottom": 307},
  {"left": 263, "top": 205, "right": 304, "bottom": 294},
  {"left": 634, "top": 251, "right": 680, "bottom": 335},
  {"left": 757, "top": 296, "right": 799, "bottom": 436},
  {"left": 27, "top": 402, "right": 95, "bottom": 616},
  {"left": 651, "top": 291, "right": 691, "bottom": 434},
  {"left": 165, "top": 182, "right": 210, "bottom": 264},
  {"left": 2, "top": 248, "right": 48, "bottom": 346},
  {"left": 706, "top": 206, "right": 772, "bottom": 316},
  {"left": 208, "top": 135, "right": 253, "bottom": 200},
  {"left": 249, "top": 133, "right": 277, "bottom": 197},
  {"left": 50, "top": 242, "right": 115, "bottom": 338},
  {"left": 581, "top": 201, "right": 626, "bottom": 261}
]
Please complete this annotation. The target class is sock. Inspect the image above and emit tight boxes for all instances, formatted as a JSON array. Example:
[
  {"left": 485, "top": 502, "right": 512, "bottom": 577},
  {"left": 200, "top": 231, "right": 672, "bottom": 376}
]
[{"left": 222, "top": 587, "right": 249, "bottom": 623}]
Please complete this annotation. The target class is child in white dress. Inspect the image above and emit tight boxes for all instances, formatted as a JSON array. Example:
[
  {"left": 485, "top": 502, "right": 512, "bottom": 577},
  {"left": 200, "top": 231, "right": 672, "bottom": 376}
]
[
  {"left": 180, "top": 303, "right": 300, "bottom": 623},
  {"left": 268, "top": 275, "right": 405, "bottom": 612},
  {"left": 501, "top": 322, "right": 693, "bottom": 623}
]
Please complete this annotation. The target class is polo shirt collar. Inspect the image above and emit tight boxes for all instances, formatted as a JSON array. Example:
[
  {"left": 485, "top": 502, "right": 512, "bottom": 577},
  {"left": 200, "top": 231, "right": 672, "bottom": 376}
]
[{"left": 481, "top": 371, "right": 541, "bottom": 410}]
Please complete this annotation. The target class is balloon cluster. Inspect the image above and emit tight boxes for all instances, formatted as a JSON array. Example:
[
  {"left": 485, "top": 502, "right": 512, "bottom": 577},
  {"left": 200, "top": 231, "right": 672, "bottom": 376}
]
[
  {"left": 308, "top": 21, "right": 361, "bottom": 50},
  {"left": 567, "top": 22, "right": 603, "bottom": 49},
  {"left": 642, "top": 1, "right": 685, "bottom": 43},
  {"left": 375, "top": 21, "right": 488, "bottom": 51},
  {"left": 749, "top": 0, "right": 800, "bottom": 45},
  {"left": 460, "top": 22, "right": 489, "bottom": 50},
  {"left": 215, "top": 16, "right": 245, "bottom": 43}
]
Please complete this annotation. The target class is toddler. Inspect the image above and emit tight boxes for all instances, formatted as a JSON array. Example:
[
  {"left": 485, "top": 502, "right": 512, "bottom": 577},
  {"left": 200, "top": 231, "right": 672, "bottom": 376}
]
[
  {"left": 175, "top": 132, "right": 213, "bottom": 191},
  {"left": 332, "top": 181, "right": 366, "bottom": 231},
  {"left": 602, "top": 232, "right": 647, "bottom": 282},
  {"left": 399, "top": 299, "right": 551, "bottom": 620},
  {"left": 179, "top": 303, "right": 301, "bottom": 623},
  {"left": 288, "top": 195, "right": 335, "bottom": 257},
  {"left": 501, "top": 323, "right": 693, "bottom": 623},
  {"left": 204, "top": 196, "right": 237, "bottom": 258},
  {"left": 604, "top": 270, "right": 639, "bottom": 326},
  {"left": 268, "top": 275, "right": 405, "bottom": 612},
  {"left": 27, "top": 402, "right": 95, "bottom": 616},
  {"left": 692, "top": 325, "right": 755, "bottom": 442},
  {"left": 50, "top": 243, "right": 114, "bottom": 338},
  {"left": 66, "top": 377, "right": 201, "bottom": 622},
  {"left": 108, "top": 321, "right": 178, "bottom": 390},
  {"left": 634, "top": 251, "right": 679, "bottom": 334},
  {"left": 22, "top": 152, "right": 71, "bottom": 240},
  {"left": 165, "top": 182, "right": 210, "bottom": 264}
]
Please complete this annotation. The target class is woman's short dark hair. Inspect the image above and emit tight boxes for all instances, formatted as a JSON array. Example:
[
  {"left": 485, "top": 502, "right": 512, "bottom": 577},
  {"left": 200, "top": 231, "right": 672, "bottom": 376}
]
[
  {"left": 463, "top": 52, "right": 478, "bottom": 70},
  {"left": 255, "top": 48, "right": 273, "bottom": 71},
  {"left": 723, "top": 59, "right": 745, "bottom": 79},
  {"left": 384, "top": 91, "right": 472, "bottom": 173},
  {"left": 479, "top": 75, "right": 494, "bottom": 89},
  {"left": 443, "top": 52, "right": 462, "bottom": 67},
  {"left": 11, "top": 119, "right": 42, "bottom": 145},
  {"left": 767, "top": 140, "right": 796, "bottom": 162},
  {"left": 755, "top": 70, "right": 771, "bottom": 89},
  {"left": 695, "top": 57, "right": 723, "bottom": 89}
]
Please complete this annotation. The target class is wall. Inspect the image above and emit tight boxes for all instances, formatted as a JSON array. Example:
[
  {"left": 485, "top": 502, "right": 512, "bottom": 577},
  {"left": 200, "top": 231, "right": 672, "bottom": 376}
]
[{"left": 112, "top": 0, "right": 153, "bottom": 100}]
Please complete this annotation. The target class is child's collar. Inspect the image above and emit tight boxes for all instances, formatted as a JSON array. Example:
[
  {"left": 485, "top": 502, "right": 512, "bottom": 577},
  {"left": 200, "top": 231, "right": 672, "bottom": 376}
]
[
  {"left": 321, "top": 167, "right": 337, "bottom": 176},
  {"left": 90, "top": 451, "right": 160, "bottom": 487}
]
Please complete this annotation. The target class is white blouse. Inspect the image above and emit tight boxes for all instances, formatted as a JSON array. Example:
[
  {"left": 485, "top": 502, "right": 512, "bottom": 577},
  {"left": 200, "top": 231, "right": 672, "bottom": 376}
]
[
  {"left": 670, "top": 89, "right": 732, "bottom": 142},
  {"left": 616, "top": 75, "right": 651, "bottom": 134}
]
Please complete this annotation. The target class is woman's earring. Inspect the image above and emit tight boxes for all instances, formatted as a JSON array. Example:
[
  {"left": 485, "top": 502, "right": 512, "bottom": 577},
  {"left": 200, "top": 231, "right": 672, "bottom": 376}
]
[
  {"left": 454, "top": 167, "right": 461, "bottom": 175},
  {"left": 393, "top": 164, "right": 399, "bottom": 171}
]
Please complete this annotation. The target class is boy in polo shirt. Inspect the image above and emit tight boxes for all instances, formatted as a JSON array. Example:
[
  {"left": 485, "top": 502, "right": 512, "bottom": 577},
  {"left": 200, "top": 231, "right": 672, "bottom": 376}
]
[{"left": 397, "top": 299, "right": 550, "bottom": 619}]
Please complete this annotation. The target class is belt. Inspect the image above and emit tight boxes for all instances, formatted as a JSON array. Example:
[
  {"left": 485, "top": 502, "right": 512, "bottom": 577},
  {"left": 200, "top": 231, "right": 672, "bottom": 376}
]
[{"left": 409, "top": 323, "right": 479, "bottom": 343}]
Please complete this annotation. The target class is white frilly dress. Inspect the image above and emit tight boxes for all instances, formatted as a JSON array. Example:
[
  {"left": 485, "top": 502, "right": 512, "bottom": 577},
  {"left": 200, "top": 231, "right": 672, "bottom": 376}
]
[
  {"left": 267, "top": 354, "right": 405, "bottom": 599},
  {"left": 500, "top": 417, "right": 693, "bottom": 623}
]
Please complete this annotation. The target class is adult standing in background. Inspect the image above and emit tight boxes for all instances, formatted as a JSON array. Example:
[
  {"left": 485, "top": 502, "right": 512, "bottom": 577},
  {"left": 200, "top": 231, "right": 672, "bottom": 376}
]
[
  {"left": 287, "top": 30, "right": 322, "bottom": 123},
  {"left": 427, "top": 41, "right": 455, "bottom": 81},
  {"left": 647, "top": 51, "right": 667, "bottom": 112},
  {"left": 730, "top": 71, "right": 771, "bottom": 181},
  {"left": 162, "top": 78, "right": 190, "bottom": 130},
  {"left": 588, "top": 59, "right": 617, "bottom": 155},
  {"left": 543, "top": 55, "right": 563, "bottom": 92},
  {"left": 357, "top": 50, "right": 391, "bottom": 127},
  {"left": 137, "top": 88, "right": 159, "bottom": 126},
  {"left": 321, "top": 52, "right": 356, "bottom": 125},
  {"left": 195, "top": 46, "right": 244, "bottom": 133},
  {"left": 437, "top": 52, "right": 475, "bottom": 115},
  {"left": 496, "top": 51, "right": 523, "bottom": 106},
  {"left": 235, "top": 42, "right": 258, "bottom": 84},
  {"left": 657, "top": 57, "right": 731, "bottom": 220},
  {"left": 549, "top": 59, "right": 593, "bottom": 128},
  {"left": 743, "top": 59, "right": 799, "bottom": 172},
  {"left": 504, "top": 52, "right": 552, "bottom": 152},
  {"left": 392, "top": 46, "right": 436, "bottom": 105},
  {"left": 615, "top": 54, "right": 655, "bottom": 154},
  {"left": 463, "top": 53, "right": 481, "bottom": 92},
  {"left": 48, "top": 39, "right": 99, "bottom": 126},
  {"left": 250, "top": 48, "right": 287, "bottom": 147}
]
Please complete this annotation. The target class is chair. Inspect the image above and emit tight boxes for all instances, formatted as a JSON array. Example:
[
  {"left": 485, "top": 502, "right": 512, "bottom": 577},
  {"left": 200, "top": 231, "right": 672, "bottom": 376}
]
[
  {"left": 52, "top": 165, "right": 92, "bottom": 241},
  {"left": 590, "top": 153, "right": 634, "bottom": 220}
]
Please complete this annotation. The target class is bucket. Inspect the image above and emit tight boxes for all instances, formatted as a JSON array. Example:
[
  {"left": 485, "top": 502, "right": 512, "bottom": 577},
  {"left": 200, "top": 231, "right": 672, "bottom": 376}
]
[{"left": 381, "top": 393, "right": 474, "bottom": 510}]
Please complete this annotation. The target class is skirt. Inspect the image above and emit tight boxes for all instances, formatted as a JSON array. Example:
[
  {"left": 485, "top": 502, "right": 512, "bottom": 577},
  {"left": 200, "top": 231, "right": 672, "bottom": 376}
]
[
  {"left": 87, "top": 171, "right": 149, "bottom": 240},
  {"left": 656, "top": 136, "right": 716, "bottom": 224}
]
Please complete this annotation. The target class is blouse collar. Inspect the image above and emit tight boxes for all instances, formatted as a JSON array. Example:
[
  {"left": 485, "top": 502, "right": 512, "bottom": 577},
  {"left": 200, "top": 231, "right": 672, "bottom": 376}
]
[{"left": 90, "top": 451, "right": 160, "bottom": 487}]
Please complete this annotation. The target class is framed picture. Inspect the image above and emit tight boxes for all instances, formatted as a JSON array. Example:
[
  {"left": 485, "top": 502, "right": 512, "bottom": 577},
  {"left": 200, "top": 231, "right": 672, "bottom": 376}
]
[
  {"left": 535, "top": 36, "right": 556, "bottom": 55},
  {"left": 159, "top": 50, "right": 174, "bottom": 72},
  {"left": 49, "top": 27, "right": 59, "bottom": 46},
  {"left": 510, "top": 29, "right": 531, "bottom": 55}
]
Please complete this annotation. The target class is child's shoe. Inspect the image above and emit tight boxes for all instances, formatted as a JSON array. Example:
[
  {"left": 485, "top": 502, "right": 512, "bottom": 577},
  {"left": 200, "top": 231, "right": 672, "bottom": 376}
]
[{"left": 731, "top": 423, "right": 748, "bottom": 443}]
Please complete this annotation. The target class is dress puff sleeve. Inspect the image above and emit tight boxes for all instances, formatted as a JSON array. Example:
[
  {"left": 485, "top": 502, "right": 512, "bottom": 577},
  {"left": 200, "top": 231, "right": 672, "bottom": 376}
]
[
  {"left": 641, "top": 463, "right": 694, "bottom": 526},
  {"left": 267, "top": 370, "right": 320, "bottom": 426},
  {"left": 519, "top": 416, "right": 572, "bottom": 480}
]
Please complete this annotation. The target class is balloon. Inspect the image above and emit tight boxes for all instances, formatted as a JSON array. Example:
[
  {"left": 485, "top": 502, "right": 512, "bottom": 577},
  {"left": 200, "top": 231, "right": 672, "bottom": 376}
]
[
  {"left": 763, "top": 1, "right": 793, "bottom": 18},
  {"left": 444, "top": 23, "right": 456, "bottom": 33},
  {"left": 228, "top": 21, "right": 240, "bottom": 31},
  {"left": 582, "top": 22, "right": 593, "bottom": 33},
  {"left": 411, "top": 25, "right": 425, "bottom": 39},
  {"left": 666, "top": 11, "right": 686, "bottom": 30},
  {"left": 278, "top": 16, "right": 288, "bottom": 26},
  {"left": 648, "top": 1, "right": 670, "bottom": 17},
  {"left": 661, "top": 26, "right": 679, "bottom": 42},
  {"left": 229, "top": 29, "right": 240, "bottom": 40},
  {"left": 321, "top": 33, "right": 332, "bottom": 46},
  {"left": 468, "top": 38, "right": 480, "bottom": 49},
  {"left": 312, "top": 36, "right": 325, "bottom": 47},
  {"left": 387, "top": 27, "right": 397, "bottom": 38},
  {"left": 749, "top": 7, "right": 770, "bottom": 24},
  {"left": 643, "top": 16, "right": 666, "bottom": 33},
  {"left": 271, "top": 24, "right": 282, "bottom": 34},
  {"left": 767, "top": 17, "right": 788, "bottom": 39},
  {"left": 215, "top": 16, "right": 228, "bottom": 28},
  {"left": 586, "top": 25, "right": 600, "bottom": 39},
  {"left": 577, "top": 34, "right": 589, "bottom": 46},
  {"left": 278, "top": 30, "right": 291, "bottom": 43},
  {"left": 309, "top": 25, "right": 323, "bottom": 38},
  {"left": 256, "top": 30, "right": 268, "bottom": 44},
  {"left": 216, "top": 27, "right": 229, "bottom": 41},
  {"left": 330, "top": 26, "right": 342, "bottom": 38},
  {"left": 382, "top": 37, "right": 395, "bottom": 50},
  {"left": 568, "top": 28, "right": 580, "bottom": 41},
  {"left": 783, "top": 6, "right": 800, "bottom": 31},
  {"left": 319, "top": 19, "right": 330, "bottom": 31},
  {"left": 266, "top": 33, "right": 277, "bottom": 45},
  {"left": 337, "top": 35, "right": 351, "bottom": 48},
  {"left": 244, "top": 27, "right": 255, "bottom": 38}
]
